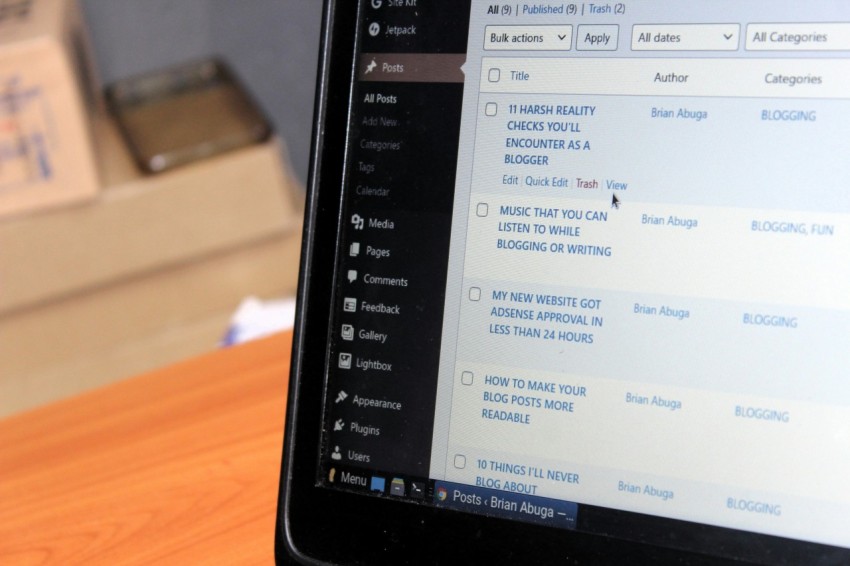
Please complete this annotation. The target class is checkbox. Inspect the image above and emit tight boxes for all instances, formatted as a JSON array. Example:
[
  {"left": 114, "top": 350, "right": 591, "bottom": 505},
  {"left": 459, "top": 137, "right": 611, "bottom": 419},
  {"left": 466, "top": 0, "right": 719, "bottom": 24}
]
[
  {"left": 454, "top": 454, "right": 467, "bottom": 469},
  {"left": 485, "top": 102, "right": 498, "bottom": 116},
  {"left": 476, "top": 202, "right": 489, "bottom": 217},
  {"left": 488, "top": 68, "right": 501, "bottom": 82},
  {"left": 461, "top": 371, "right": 474, "bottom": 386},
  {"left": 468, "top": 287, "right": 481, "bottom": 301}
]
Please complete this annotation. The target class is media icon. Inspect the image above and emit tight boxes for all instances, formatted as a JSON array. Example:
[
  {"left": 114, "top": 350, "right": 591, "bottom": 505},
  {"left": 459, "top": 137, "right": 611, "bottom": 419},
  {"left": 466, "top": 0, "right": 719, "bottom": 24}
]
[
  {"left": 331, "top": 446, "right": 342, "bottom": 461},
  {"left": 349, "top": 242, "right": 360, "bottom": 257},
  {"left": 334, "top": 419, "right": 345, "bottom": 431},
  {"left": 390, "top": 478, "right": 405, "bottom": 496},
  {"left": 341, "top": 324, "right": 355, "bottom": 341},
  {"left": 351, "top": 214, "right": 364, "bottom": 230},
  {"left": 335, "top": 391, "right": 348, "bottom": 404},
  {"left": 347, "top": 269, "right": 358, "bottom": 283},
  {"left": 338, "top": 352, "right": 352, "bottom": 369},
  {"left": 343, "top": 297, "right": 357, "bottom": 312}
]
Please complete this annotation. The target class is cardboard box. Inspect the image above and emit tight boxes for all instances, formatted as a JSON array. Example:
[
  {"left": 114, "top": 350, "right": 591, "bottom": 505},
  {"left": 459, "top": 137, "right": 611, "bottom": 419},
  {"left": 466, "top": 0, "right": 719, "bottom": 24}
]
[
  {"left": 0, "top": 116, "right": 305, "bottom": 416},
  {"left": 0, "top": 0, "right": 100, "bottom": 218},
  {"left": 0, "top": 120, "right": 302, "bottom": 316}
]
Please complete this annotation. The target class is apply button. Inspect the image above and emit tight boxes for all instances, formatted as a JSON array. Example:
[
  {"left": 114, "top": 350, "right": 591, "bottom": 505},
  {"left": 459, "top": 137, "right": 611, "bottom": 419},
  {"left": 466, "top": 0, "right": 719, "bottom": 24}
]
[{"left": 577, "top": 24, "right": 619, "bottom": 51}]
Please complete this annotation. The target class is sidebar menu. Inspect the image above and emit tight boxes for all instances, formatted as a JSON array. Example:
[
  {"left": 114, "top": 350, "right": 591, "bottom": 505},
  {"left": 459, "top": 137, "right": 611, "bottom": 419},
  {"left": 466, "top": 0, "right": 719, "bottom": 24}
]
[{"left": 322, "top": 3, "right": 470, "bottom": 481}]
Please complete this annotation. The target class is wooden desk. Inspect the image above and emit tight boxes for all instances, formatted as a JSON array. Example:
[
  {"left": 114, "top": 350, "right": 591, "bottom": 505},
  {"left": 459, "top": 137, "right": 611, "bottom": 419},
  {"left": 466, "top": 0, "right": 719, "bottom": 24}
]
[{"left": 0, "top": 332, "right": 292, "bottom": 564}]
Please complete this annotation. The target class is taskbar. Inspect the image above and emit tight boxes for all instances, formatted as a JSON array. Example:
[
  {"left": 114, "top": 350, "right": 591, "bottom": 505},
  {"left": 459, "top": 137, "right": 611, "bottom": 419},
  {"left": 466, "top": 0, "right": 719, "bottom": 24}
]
[
  {"left": 321, "top": 463, "right": 848, "bottom": 564},
  {"left": 323, "top": 463, "right": 577, "bottom": 530}
]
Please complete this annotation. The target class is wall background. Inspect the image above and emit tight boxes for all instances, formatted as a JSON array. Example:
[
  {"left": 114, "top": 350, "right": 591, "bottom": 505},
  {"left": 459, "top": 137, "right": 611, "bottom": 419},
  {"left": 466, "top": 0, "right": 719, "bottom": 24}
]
[{"left": 80, "top": 0, "right": 324, "bottom": 185}]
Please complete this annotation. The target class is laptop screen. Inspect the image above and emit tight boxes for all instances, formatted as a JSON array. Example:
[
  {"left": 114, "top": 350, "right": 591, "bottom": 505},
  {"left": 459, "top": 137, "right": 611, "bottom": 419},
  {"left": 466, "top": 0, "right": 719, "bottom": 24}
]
[{"left": 316, "top": 0, "right": 849, "bottom": 558}]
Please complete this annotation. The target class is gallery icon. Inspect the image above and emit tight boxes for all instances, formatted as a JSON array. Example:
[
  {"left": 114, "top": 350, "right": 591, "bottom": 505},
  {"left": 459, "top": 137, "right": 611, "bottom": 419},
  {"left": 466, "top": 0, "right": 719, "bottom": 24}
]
[
  {"left": 351, "top": 213, "right": 364, "bottom": 230},
  {"left": 338, "top": 352, "right": 352, "bottom": 369},
  {"left": 343, "top": 297, "right": 357, "bottom": 312},
  {"left": 341, "top": 324, "right": 355, "bottom": 341}
]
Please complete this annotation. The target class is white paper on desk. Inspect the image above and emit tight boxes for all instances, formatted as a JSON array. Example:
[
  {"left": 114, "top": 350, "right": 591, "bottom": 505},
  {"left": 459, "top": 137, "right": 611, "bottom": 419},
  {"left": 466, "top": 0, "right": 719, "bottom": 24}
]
[{"left": 221, "top": 296, "right": 296, "bottom": 346}]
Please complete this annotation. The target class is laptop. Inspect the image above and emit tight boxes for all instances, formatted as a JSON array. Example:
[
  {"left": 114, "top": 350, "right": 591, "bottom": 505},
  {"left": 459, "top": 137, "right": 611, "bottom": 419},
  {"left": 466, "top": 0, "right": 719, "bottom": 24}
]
[{"left": 276, "top": 1, "right": 850, "bottom": 563}]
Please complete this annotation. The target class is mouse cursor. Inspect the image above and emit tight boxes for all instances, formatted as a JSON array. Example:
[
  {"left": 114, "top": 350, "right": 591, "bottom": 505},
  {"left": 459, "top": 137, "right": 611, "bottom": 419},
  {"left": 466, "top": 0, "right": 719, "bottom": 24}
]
[{"left": 611, "top": 194, "right": 620, "bottom": 209}]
